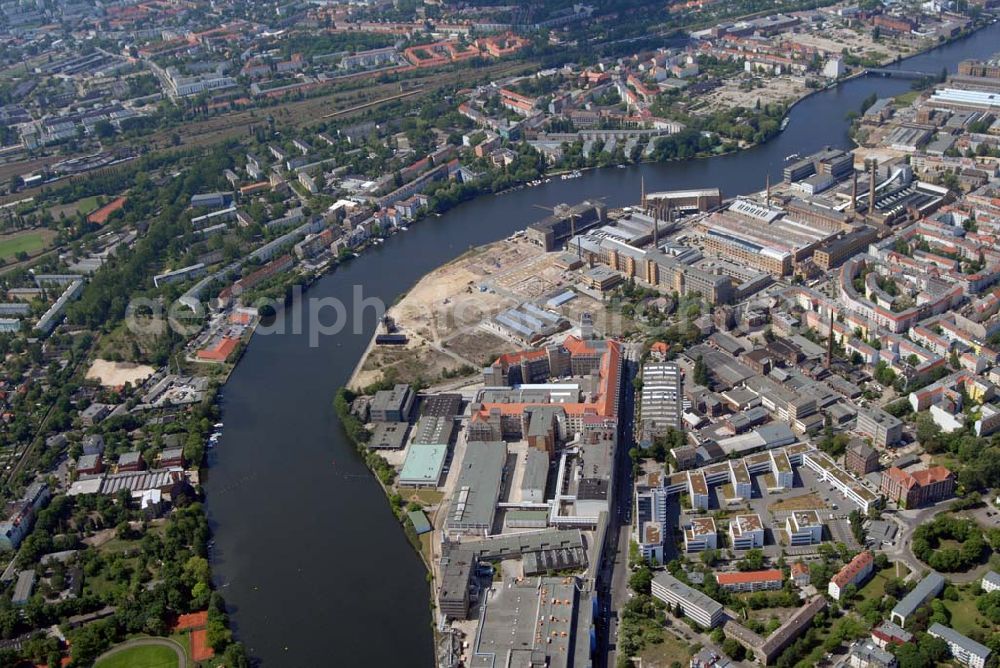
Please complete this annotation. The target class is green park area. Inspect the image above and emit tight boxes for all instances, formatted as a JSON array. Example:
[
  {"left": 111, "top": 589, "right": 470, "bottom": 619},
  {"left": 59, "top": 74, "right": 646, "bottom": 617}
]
[{"left": 94, "top": 643, "right": 179, "bottom": 668}]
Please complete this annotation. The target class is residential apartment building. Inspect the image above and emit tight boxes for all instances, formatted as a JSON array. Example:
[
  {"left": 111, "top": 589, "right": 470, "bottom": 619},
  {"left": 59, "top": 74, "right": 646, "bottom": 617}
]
[
  {"left": 891, "top": 572, "right": 945, "bottom": 627},
  {"left": 928, "top": 624, "right": 991, "bottom": 668},
  {"left": 828, "top": 551, "right": 874, "bottom": 600},
  {"left": 652, "top": 572, "right": 724, "bottom": 629},
  {"left": 715, "top": 569, "right": 783, "bottom": 593},
  {"left": 849, "top": 641, "right": 898, "bottom": 668}
]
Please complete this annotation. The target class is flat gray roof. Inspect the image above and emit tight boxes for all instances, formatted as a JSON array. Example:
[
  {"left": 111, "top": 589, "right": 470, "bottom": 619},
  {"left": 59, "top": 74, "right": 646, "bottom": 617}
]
[
  {"left": 929, "top": 623, "right": 991, "bottom": 660},
  {"left": 652, "top": 572, "right": 723, "bottom": 617},
  {"left": 445, "top": 441, "right": 506, "bottom": 531},
  {"left": 892, "top": 571, "right": 945, "bottom": 620}
]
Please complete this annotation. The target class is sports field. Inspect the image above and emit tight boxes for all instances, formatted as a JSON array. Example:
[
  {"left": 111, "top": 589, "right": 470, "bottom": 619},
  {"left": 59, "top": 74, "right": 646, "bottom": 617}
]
[
  {"left": 0, "top": 229, "right": 54, "bottom": 260},
  {"left": 95, "top": 644, "right": 179, "bottom": 668}
]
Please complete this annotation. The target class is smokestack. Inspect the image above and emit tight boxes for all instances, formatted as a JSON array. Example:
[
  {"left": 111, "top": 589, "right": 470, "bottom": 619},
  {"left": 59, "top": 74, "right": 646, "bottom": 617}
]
[
  {"left": 765, "top": 173, "right": 771, "bottom": 207},
  {"left": 868, "top": 159, "right": 878, "bottom": 214},
  {"left": 572, "top": 214, "right": 580, "bottom": 259},
  {"left": 641, "top": 175, "right": 646, "bottom": 209},
  {"left": 851, "top": 170, "right": 858, "bottom": 212},
  {"left": 653, "top": 205, "right": 660, "bottom": 250},
  {"left": 826, "top": 315, "right": 834, "bottom": 368}
]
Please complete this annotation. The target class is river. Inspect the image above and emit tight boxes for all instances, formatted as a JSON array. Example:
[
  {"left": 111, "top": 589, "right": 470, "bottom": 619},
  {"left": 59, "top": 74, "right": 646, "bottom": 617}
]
[{"left": 203, "top": 22, "right": 1000, "bottom": 667}]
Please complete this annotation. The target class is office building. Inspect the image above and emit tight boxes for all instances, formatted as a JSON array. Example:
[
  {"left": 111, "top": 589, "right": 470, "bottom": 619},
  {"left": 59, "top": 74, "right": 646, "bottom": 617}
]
[
  {"left": 639, "top": 362, "right": 684, "bottom": 445},
  {"left": 729, "top": 514, "right": 765, "bottom": 550},
  {"left": 652, "top": 572, "right": 724, "bottom": 629},
  {"left": 684, "top": 517, "right": 718, "bottom": 553},
  {"left": 880, "top": 466, "right": 955, "bottom": 509},
  {"left": 785, "top": 510, "right": 823, "bottom": 546},
  {"left": 857, "top": 408, "right": 903, "bottom": 448}
]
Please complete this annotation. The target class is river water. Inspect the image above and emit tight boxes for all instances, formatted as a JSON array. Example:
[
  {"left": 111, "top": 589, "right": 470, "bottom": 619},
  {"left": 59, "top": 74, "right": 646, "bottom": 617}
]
[{"left": 203, "top": 22, "right": 1000, "bottom": 666}]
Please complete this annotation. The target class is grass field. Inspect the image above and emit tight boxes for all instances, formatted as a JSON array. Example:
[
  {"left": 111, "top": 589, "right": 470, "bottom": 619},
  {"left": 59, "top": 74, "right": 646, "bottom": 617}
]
[
  {"left": 638, "top": 629, "right": 694, "bottom": 667},
  {"left": 49, "top": 195, "right": 100, "bottom": 219},
  {"left": 0, "top": 229, "right": 54, "bottom": 260},
  {"left": 95, "top": 644, "right": 178, "bottom": 668}
]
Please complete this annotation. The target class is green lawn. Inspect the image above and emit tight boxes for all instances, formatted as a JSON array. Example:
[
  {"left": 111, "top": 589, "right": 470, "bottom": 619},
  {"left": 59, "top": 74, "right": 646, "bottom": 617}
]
[
  {"left": 943, "top": 589, "right": 991, "bottom": 637},
  {"left": 857, "top": 563, "right": 910, "bottom": 603},
  {"left": 95, "top": 644, "right": 178, "bottom": 668},
  {"left": 0, "top": 230, "right": 50, "bottom": 260}
]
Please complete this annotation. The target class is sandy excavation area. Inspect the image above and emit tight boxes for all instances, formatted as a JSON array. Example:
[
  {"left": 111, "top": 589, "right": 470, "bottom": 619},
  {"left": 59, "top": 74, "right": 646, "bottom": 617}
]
[
  {"left": 86, "top": 359, "right": 156, "bottom": 387},
  {"left": 350, "top": 235, "right": 612, "bottom": 390}
]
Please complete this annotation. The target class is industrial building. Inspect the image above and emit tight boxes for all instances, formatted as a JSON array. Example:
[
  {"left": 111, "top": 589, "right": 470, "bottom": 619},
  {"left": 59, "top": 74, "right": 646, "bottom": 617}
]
[
  {"left": 526, "top": 200, "right": 607, "bottom": 250},
  {"left": 486, "top": 302, "right": 569, "bottom": 345},
  {"left": 370, "top": 384, "right": 415, "bottom": 422},
  {"left": 444, "top": 441, "right": 507, "bottom": 536},
  {"left": 471, "top": 576, "right": 594, "bottom": 668}
]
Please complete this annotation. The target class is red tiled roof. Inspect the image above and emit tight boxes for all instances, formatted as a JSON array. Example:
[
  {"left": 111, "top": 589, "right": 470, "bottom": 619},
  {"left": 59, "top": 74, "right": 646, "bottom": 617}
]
[
  {"left": 911, "top": 466, "right": 953, "bottom": 486},
  {"left": 715, "top": 569, "right": 783, "bottom": 586},
  {"left": 197, "top": 336, "right": 240, "bottom": 361},
  {"left": 831, "top": 551, "right": 873, "bottom": 588}
]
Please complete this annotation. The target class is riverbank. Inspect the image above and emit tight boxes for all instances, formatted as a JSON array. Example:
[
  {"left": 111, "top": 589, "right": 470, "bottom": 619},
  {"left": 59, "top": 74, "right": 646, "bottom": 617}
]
[{"left": 203, "top": 20, "right": 1000, "bottom": 667}]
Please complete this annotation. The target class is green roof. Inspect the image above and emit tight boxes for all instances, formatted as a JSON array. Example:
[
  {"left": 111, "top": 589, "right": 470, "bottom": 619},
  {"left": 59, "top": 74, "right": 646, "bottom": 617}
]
[
  {"left": 399, "top": 443, "right": 447, "bottom": 485},
  {"left": 407, "top": 510, "right": 432, "bottom": 535}
]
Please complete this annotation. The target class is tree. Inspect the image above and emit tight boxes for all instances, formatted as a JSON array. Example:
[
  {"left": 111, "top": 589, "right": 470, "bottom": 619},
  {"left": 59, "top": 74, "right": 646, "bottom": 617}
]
[
  {"left": 223, "top": 643, "right": 251, "bottom": 668},
  {"left": 722, "top": 637, "right": 746, "bottom": 660},
  {"left": 94, "top": 119, "right": 115, "bottom": 139},
  {"left": 693, "top": 355, "right": 710, "bottom": 387}
]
